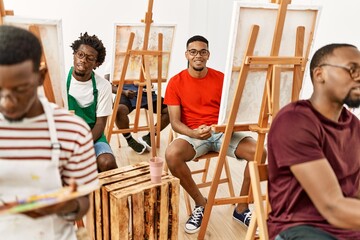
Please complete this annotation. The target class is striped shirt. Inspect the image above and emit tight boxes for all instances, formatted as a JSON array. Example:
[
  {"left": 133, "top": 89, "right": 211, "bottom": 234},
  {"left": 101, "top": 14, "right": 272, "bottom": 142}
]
[{"left": 0, "top": 103, "right": 99, "bottom": 187}]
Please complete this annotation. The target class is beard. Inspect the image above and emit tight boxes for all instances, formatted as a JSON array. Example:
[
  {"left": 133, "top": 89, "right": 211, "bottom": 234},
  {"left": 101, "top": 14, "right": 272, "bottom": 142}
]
[
  {"left": 3, "top": 114, "right": 26, "bottom": 122},
  {"left": 192, "top": 66, "right": 204, "bottom": 72},
  {"left": 343, "top": 92, "right": 360, "bottom": 108},
  {"left": 74, "top": 70, "right": 86, "bottom": 77}
]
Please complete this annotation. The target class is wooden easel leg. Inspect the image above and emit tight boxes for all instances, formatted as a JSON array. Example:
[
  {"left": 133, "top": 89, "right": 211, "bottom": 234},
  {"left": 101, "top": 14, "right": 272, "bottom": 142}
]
[
  {"left": 143, "top": 57, "right": 157, "bottom": 157},
  {"left": 156, "top": 33, "right": 163, "bottom": 148},
  {"left": 197, "top": 25, "right": 260, "bottom": 240},
  {"left": 106, "top": 32, "right": 135, "bottom": 143},
  {"left": 28, "top": 25, "right": 58, "bottom": 105},
  {"left": 245, "top": 213, "right": 258, "bottom": 240},
  {"left": 292, "top": 26, "right": 305, "bottom": 101},
  {"left": 0, "top": 0, "right": 5, "bottom": 25},
  {"left": 224, "top": 157, "right": 235, "bottom": 197}
]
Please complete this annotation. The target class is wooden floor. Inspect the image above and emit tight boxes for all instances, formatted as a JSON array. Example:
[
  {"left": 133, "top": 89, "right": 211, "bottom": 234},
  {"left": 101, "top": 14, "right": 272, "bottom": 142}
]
[{"left": 108, "top": 121, "right": 251, "bottom": 240}]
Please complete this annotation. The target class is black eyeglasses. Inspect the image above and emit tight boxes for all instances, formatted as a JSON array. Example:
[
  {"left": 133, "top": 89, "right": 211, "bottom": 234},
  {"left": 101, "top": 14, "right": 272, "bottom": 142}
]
[
  {"left": 74, "top": 50, "right": 97, "bottom": 62},
  {"left": 319, "top": 63, "right": 360, "bottom": 80},
  {"left": 187, "top": 49, "right": 209, "bottom": 57}
]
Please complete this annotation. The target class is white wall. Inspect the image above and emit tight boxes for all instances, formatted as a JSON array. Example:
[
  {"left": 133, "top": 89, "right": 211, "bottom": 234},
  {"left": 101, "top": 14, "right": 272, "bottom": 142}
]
[
  {"left": 4, "top": 0, "right": 190, "bottom": 89},
  {"left": 189, "top": 0, "right": 360, "bottom": 99},
  {"left": 4, "top": 0, "right": 360, "bottom": 99},
  {"left": 298, "top": 0, "right": 360, "bottom": 98}
]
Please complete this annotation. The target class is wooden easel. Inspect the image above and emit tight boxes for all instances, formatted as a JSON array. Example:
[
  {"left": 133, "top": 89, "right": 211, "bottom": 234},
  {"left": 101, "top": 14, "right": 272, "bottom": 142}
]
[
  {"left": 197, "top": 0, "right": 313, "bottom": 239},
  {"left": 0, "top": 0, "right": 59, "bottom": 106},
  {"left": 0, "top": 0, "right": 13, "bottom": 24},
  {"left": 106, "top": 0, "right": 168, "bottom": 156},
  {"left": 28, "top": 26, "right": 58, "bottom": 106}
]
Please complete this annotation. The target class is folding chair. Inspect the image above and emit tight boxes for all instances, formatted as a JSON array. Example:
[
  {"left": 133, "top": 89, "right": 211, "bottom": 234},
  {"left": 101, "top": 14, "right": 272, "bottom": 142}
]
[{"left": 167, "top": 129, "right": 235, "bottom": 216}]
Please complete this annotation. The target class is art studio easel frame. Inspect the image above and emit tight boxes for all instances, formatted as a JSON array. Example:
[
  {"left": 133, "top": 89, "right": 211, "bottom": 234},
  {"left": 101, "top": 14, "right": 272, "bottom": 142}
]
[
  {"left": 0, "top": 0, "right": 64, "bottom": 107},
  {"left": 196, "top": 0, "right": 320, "bottom": 239},
  {"left": 0, "top": 0, "right": 13, "bottom": 24},
  {"left": 106, "top": 0, "right": 174, "bottom": 157}
]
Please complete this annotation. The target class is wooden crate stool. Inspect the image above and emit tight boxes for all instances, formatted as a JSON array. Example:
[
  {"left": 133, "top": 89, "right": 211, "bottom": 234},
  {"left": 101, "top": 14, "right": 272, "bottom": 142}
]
[{"left": 86, "top": 162, "right": 180, "bottom": 240}]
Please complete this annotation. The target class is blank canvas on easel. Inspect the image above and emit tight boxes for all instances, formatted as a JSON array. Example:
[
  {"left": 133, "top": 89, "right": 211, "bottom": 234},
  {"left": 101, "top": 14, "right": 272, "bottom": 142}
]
[
  {"left": 111, "top": 23, "right": 176, "bottom": 82},
  {"left": 2, "top": 16, "right": 65, "bottom": 107},
  {"left": 218, "top": 2, "right": 321, "bottom": 126}
]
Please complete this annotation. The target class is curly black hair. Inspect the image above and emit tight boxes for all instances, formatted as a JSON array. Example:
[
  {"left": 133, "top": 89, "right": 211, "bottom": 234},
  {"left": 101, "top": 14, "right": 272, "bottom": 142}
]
[
  {"left": 0, "top": 25, "right": 42, "bottom": 71},
  {"left": 310, "top": 43, "right": 357, "bottom": 81},
  {"left": 70, "top": 32, "right": 106, "bottom": 66}
]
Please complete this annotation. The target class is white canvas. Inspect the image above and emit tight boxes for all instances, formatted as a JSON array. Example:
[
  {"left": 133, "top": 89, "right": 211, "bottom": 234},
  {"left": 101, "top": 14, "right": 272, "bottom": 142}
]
[
  {"left": 218, "top": 2, "right": 321, "bottom": 126},
  {"left": 3, "top": 16, "right": 66, "bottom": 107},
  {"left": 111, "top": 23, "right": 176, "bottom": 83}
]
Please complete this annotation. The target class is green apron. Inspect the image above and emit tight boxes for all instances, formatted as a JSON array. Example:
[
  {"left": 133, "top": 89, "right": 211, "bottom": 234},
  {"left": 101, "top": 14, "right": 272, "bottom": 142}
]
[{"left": 67, "top": 67, "right": 108, "bottom": 143}]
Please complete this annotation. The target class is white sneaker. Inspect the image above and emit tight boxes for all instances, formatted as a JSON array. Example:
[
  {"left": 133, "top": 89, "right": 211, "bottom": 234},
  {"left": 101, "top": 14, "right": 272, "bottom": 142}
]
[{"left": 138, "top": 135, "right": 151, "bottom": 151}]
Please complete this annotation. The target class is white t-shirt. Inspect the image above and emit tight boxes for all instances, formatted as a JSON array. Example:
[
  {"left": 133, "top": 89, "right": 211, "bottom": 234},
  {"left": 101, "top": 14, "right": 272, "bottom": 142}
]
[{"left": 69, "top": 72, "right": 112, "bottom": 117}]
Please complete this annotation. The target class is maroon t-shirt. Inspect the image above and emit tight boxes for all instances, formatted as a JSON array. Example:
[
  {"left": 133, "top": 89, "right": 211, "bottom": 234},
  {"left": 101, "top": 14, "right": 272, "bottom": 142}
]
[{"left": 267, "top": 100, "right": 360, "bottom": 240}]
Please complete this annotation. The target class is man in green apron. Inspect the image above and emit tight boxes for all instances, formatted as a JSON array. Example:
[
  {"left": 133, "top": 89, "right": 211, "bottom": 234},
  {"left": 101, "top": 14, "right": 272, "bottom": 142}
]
[{"left": 67, "top": 32, "right": 118, "bottom": 172}]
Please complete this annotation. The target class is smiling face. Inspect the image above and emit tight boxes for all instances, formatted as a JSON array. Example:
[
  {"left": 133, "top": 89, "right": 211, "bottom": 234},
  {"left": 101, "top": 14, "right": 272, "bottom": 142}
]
[
  {"left": 0, "top": 60, "right": 42, "bottom": 121},
  {"left": 185, "top": 41, "right": 210, "bottom": 76},
  {"left": 72, "top": 44, "right": 99, "bottom": 81},
  {"left": 317, "top": 46, "right": 360, "bottom": 108}
]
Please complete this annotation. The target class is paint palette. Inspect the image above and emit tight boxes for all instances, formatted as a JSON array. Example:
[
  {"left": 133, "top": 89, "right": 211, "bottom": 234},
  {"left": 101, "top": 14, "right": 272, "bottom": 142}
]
[{"left": 0, "top": 184, "right": 100, "bottom": 215}]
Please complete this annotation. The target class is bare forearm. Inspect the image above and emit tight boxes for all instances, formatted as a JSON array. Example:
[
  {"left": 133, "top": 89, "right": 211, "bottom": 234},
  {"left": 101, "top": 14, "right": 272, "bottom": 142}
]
[
  {"left": 291, "top": 160, "right": 360, "bottom": 230},
  {"left": 91, "top": 116, "right": 108, "bottom": 142},
  {"left": 91, "top": 125, "right": 104, "bottom": 142},
  {"left": 171, "top": 120, "right": 195, "bottom": 138},
  {"left": 321, "top": 197, "right": 360, "bottom": 230},
  {"left": 25, "top": 195, "right": 89, "bottom": 220}
]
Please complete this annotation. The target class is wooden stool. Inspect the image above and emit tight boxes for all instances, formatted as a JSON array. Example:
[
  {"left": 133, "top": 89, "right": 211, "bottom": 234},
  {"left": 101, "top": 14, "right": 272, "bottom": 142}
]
[{"left": 86, "top": 162, "right": 180, "bottom": 240}]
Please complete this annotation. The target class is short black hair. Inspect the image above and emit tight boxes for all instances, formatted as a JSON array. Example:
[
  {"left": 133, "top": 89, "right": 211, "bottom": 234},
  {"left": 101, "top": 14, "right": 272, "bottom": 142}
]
[
  {"left": 310, "top": 43, "right": 357, "bottom": 80},
  {"left": 70, "top": 32, "right": 106, "bottom": 66},
  {"left": 186, "top": 35, "right": 209, "bottom": 49},
  {"left": 0, "top": 25, "right": 42, "bottom": 71}
]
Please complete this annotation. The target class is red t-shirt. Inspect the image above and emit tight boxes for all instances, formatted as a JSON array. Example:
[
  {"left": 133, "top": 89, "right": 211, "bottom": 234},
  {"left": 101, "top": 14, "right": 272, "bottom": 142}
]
[
  {"left": 267, "top": 100, "right": 360, "bottom": 240},
  {"left": 164, "top": 68, "right": 224, "bottom": 129}
]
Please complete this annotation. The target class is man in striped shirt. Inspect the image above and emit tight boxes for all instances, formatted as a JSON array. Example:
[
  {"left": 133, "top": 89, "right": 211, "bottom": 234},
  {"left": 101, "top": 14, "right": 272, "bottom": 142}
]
[{"left": 0, "top": 25, "right": 99, "bottom": 239}]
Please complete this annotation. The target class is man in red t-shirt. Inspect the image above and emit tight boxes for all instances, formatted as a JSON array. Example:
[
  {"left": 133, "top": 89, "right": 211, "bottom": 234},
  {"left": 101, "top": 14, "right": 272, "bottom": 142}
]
[
  {"left": 268, "top": 43, "right": 360, "bottom": 239},
  {"left": 164, "top": 35, "right": 267, "bottom": 234}
]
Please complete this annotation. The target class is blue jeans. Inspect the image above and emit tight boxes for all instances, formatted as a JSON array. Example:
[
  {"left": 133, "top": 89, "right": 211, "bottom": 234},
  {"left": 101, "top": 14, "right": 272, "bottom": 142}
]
[
  {"left": 177, "top": 131, "right": 250, "bottom": 160},
  {"left": 275, "top": 225, "right": 338, "bottom": 240},
  {"left": 94, "top": 141, "right": 114, "bottom": 157}
]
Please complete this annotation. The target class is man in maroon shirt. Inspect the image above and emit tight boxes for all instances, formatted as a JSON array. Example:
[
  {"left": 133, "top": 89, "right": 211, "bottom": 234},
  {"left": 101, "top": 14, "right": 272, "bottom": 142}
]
[{"left": 267, "top": 43, "right": 360, "bottom": 239}]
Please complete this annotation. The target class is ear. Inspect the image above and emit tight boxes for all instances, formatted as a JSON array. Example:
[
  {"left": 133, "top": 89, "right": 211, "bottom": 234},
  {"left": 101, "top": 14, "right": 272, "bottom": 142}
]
[
  {"left": 38, "top": 62, "right": 48, "bottom": 86},
  {"left": 312, "top": 66, "right": 325, "bottom": 84},
  {"left": 93, "top": 62, "right": 101, "bottom": 70}
]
